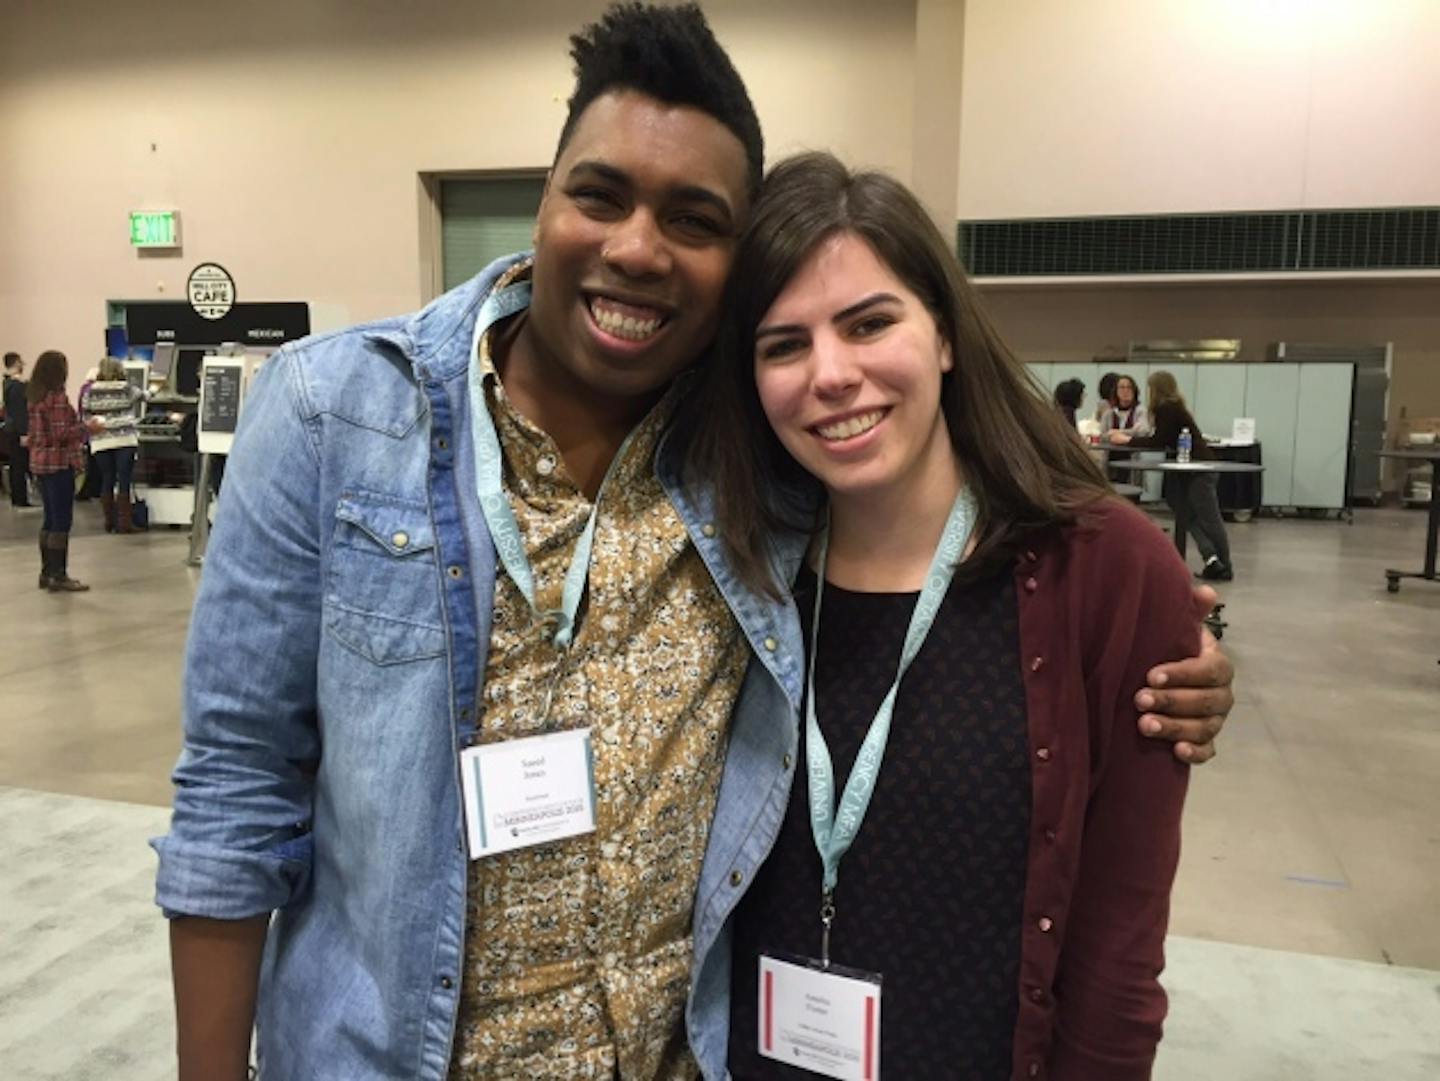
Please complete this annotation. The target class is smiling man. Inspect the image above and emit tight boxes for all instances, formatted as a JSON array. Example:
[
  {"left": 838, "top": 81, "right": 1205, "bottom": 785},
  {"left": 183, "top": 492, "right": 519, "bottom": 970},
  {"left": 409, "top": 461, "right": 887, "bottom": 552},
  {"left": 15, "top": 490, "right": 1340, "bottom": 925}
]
[{"left": 153, "top": 5, "right": 1233, "bottom": 1080}]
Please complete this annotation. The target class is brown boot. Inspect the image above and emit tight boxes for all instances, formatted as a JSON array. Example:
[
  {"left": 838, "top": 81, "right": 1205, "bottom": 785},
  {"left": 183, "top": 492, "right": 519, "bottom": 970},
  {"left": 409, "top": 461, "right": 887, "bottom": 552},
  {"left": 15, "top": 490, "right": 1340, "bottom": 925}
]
[
  {"left": 116, "top": 493, "right": 145, "bottom": 533},
  {"left": 101, "top": 493, "right": 117, "bottom": 533},
  {"left": 46, "top": 532, "right": 90, "bottom": 592},
  {"left": 38, "top": 529, "right": 54, "bottom": 589}
]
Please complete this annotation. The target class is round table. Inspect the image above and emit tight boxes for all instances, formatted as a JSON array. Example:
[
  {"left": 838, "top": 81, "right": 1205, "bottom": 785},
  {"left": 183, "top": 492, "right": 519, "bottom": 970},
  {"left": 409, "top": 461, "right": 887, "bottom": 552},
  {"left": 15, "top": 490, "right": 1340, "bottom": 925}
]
[
  {"left": 1106, "top": 459, "right": 1266, "bottom": 560},
  {"left": 1374, "top": 449, "right": 1440, "bottom": 592}
]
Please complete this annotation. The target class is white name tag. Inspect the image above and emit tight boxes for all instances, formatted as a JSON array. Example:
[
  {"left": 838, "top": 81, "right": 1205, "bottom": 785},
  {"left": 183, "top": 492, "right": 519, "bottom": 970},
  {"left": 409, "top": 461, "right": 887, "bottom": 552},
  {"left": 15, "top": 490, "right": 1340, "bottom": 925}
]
[
  {"left": 459, "top": 727, "right": 597, "bottom": 860},
  {"left": 759, "top": 954, "right": 882, "bottom": 1081}
]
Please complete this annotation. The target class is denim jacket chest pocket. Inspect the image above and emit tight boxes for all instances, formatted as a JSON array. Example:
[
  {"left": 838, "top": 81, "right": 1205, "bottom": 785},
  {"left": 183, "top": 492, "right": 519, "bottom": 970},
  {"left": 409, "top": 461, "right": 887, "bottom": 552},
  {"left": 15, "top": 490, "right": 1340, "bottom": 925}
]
[{"left": 324, "top": 491, "right": 448, "bottom": 666}]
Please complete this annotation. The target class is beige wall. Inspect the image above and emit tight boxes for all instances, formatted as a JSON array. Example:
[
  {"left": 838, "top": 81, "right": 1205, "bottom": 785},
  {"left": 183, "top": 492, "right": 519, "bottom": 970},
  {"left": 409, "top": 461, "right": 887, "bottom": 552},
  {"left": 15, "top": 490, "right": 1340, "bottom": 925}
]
[
  {"left": 958, "top": 0, "right": 1440, "bottom": 219},
  {"left": 0, "top": 0, "right": 916, "bottom": 387},
  {"left": 956, "top": 0, "right": 1440, "bottom": 459},
  {"left": 2, "top": 0, "right": 1435, "bottom": 440}
]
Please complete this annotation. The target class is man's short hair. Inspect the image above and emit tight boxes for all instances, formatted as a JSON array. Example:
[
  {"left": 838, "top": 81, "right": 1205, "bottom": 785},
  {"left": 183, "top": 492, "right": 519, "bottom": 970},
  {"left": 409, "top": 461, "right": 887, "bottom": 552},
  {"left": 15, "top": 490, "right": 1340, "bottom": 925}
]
[
  {"left": 3, "top": 352, "right": 21, "bottom": 372},
  {"left": 555, "top": 2, "right": 764, "bottom": 199}
]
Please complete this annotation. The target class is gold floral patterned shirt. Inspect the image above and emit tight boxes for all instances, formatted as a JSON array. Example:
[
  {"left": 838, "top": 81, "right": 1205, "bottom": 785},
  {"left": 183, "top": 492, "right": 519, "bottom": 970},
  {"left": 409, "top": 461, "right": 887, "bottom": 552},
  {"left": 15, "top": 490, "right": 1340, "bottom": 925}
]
[{"left": 448, "top": 267, "right": 747, "bottom": 1080}]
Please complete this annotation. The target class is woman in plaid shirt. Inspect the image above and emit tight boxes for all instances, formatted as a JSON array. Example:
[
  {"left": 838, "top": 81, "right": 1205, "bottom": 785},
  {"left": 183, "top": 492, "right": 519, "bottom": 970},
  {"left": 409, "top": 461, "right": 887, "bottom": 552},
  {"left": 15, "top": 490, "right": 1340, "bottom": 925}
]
[{"left": 27, "top": 351, "right": 99, "bottom": 592}]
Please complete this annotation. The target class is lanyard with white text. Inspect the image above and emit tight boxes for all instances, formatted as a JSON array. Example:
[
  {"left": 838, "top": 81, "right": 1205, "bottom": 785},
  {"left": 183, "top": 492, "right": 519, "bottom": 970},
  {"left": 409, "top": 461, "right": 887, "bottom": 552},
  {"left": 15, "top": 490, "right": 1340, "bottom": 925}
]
[
  {"left": 805, "top": 486, "right": 978, "bottom": 966},
  {"left": 466, "top": 281, "right": 639, "bottom": 651}
]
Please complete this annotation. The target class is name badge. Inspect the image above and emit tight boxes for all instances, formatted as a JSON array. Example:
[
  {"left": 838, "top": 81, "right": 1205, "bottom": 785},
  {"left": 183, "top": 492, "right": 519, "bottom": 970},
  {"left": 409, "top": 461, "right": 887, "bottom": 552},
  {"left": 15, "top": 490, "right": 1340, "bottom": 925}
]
[
  {"left": 459, "top": 727, "right": 597, "bottom": 859},
  {"left": 758, "top": 954, "right": 882, "bottom": 1080}
]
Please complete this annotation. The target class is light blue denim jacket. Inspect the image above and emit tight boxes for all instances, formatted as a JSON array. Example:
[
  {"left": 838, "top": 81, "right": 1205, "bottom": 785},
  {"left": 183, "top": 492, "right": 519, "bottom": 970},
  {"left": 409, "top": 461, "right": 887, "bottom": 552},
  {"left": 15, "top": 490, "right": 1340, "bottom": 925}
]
[
  {"left": 684, "top": 624, "right": 808, "bottom": 1079},
  {"left": 152, "top": 252, "right": 810, "bottom": 1080}
]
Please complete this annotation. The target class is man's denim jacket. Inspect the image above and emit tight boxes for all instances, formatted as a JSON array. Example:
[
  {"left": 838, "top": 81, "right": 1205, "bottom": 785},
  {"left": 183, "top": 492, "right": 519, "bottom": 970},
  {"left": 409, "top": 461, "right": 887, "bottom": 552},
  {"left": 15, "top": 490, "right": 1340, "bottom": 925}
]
[{"left": 152, "top": 253, "right": 809, "bottom": 1080}]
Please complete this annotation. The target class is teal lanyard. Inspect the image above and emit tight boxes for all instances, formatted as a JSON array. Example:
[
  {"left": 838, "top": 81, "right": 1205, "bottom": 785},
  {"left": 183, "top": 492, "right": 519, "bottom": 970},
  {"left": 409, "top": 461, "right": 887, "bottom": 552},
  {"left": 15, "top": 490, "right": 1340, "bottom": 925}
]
[
  {"left": 466, "top": 281, "right": 640, "bottom": 650},
  {"left": 805, "top": 486, "right": 979, "bottom": 964}
]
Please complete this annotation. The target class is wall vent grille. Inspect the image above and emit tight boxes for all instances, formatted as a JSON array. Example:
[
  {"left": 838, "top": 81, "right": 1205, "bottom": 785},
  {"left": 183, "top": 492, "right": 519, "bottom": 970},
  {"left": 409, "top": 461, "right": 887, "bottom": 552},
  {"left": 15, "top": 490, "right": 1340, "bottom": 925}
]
[{"left": 958, "top": 208, "right": 1440, "bottom": 277}]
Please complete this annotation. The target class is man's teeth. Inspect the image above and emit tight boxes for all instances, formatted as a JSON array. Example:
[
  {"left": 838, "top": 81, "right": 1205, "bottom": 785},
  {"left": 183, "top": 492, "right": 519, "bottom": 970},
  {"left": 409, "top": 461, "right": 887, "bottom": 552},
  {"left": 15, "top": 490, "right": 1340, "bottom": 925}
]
[
  {"left": 816, "top": 410, "right": 886, "bottom": 441},
  {"left": 590, "top": 300, "right": 664, "bottom": 341}
]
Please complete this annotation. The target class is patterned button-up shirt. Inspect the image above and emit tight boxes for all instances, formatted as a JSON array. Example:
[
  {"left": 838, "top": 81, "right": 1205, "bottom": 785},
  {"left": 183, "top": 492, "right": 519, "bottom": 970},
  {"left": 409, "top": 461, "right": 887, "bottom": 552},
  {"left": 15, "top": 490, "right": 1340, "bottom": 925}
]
[
  {"left": 448, "top": 264, "right": 748, "bottom": 1080},
  {"left": 27, "top": 390, "right": 87, "bottom": 474}
]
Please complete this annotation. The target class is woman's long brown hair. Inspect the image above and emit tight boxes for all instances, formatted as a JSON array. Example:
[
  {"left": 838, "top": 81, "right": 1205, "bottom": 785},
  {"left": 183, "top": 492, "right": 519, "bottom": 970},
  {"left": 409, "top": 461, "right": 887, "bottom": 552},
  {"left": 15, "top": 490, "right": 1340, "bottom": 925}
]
[
  {"left": 25, "top": 350, "right": 68, "bottom": 405},
  {"left": 678, "top": 152, "right": 1110, "bottom": 597},
  {"left": 1146, "top": 370, "right": 1187, "bottom": 413}
]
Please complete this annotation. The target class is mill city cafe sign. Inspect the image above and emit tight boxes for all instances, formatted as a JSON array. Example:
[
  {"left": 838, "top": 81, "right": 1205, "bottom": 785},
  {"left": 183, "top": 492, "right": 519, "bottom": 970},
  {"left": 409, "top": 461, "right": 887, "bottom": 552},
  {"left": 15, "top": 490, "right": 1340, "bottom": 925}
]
[{"left": 188, "top": 262, "right": 236, "bottom": 321}]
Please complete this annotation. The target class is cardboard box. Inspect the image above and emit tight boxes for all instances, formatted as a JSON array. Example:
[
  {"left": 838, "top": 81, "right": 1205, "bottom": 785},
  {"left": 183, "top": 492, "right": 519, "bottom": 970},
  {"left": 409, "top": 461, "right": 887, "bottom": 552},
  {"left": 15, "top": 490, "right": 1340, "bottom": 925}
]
[{"left": 1395, "top": 416, "right": 1440, "bottom": 448}]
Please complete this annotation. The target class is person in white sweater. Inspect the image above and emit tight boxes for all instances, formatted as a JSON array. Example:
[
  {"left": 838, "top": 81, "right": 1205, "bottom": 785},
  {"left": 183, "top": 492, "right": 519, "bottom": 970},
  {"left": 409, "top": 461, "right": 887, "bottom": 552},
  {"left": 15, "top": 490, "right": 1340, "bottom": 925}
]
[
  {"left": 1099, "top": 372, "right": 1150, "bottom": 435},
  {"left": 80, "top": 357, "right": 146, "bottom": 533}
]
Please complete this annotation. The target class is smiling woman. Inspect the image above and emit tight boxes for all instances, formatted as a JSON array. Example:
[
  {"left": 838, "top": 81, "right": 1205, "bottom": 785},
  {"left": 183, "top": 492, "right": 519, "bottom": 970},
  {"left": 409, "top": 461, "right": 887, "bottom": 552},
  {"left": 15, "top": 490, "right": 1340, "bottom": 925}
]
[{"left": 682, "top": 151, "right": 1207, "bottom": 1080}]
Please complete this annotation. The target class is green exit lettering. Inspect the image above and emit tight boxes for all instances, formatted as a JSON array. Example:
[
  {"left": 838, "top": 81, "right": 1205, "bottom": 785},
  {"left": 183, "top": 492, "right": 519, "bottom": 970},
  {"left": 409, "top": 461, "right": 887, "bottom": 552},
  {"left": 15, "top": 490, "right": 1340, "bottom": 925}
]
[{"left": 130, "top": 211, "right": 177, "bottom": 247}]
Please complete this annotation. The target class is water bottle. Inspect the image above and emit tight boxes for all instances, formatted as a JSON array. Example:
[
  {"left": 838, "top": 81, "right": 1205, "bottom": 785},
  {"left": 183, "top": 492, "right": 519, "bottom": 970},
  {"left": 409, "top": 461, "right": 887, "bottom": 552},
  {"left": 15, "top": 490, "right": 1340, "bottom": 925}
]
[{"left": 1178, "top": 427, "right": 1193, "bottom": 463}]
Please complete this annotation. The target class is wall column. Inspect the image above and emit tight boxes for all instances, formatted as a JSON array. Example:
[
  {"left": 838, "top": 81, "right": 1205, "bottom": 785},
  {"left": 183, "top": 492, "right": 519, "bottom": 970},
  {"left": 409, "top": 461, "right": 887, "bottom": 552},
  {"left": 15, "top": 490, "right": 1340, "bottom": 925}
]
[{"left": 910, "top": 0, "right": 965, "bottom": 237}]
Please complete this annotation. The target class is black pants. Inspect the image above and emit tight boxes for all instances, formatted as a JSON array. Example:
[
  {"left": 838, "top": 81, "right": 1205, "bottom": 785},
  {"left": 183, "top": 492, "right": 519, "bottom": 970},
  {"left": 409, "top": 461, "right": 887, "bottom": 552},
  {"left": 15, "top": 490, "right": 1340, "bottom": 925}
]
[
  {"left": 7, "top": 439, "right": 30, "bottom": 505},
  {"left": 1163, "top": 472, "right": 1231, "bottom": 567}
]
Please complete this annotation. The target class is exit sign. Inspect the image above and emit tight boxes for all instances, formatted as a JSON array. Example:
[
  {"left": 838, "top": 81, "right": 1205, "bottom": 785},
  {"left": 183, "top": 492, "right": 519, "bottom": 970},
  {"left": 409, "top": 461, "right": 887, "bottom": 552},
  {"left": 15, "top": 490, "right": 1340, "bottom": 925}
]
[{"left": 130, "top": 210, "right": 180, "bottom": 248}]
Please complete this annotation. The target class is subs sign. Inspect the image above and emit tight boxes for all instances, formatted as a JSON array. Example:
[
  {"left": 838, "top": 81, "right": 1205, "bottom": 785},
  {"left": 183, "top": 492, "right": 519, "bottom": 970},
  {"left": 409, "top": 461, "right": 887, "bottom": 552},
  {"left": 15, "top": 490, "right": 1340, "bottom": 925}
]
[{"left": 188, "top": 263, "right": 236, "bottom": 321}]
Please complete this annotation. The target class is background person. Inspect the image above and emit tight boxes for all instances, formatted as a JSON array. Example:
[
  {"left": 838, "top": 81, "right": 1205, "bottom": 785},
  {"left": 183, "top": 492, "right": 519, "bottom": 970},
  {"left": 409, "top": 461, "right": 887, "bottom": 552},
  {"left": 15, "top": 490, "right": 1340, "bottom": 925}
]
[
  {"left": 1053, "top": 377, "right": 1084, "bottom": 428},
  {"left": 3, "top": 352, "right": 33, "bottom": 507},
  {"left": 81, "top": 357, "right": 146, "bottom": 533},
  {"left": 685, "top": 152, "right": 1200, "bottom": 1081},
  {"left": 1102, "top": 372, "right": 1149, "bottom": 434},
  {"left": 1109, "top": 369, "right": 1233, "bottom": 580},
  {"left": 27, "top": 350, "right": 97, "bottom": 592},
  {"left": 1094, "top": 369, "right": 1119, "bottom": 423}
]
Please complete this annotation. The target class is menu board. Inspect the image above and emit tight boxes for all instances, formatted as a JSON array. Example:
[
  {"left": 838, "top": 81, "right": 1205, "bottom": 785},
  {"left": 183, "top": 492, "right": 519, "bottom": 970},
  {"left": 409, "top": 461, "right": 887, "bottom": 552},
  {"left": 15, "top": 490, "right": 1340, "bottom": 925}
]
[{"left": 200, "top": 362, "right": 243, "bottom": 435}]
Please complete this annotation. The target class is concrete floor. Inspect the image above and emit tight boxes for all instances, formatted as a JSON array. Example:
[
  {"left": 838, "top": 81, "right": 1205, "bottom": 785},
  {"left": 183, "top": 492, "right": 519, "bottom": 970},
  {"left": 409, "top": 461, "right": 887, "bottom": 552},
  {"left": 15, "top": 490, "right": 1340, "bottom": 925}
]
[{"left": 2, "top": 496, "right": 1438, "bottom": 1077}]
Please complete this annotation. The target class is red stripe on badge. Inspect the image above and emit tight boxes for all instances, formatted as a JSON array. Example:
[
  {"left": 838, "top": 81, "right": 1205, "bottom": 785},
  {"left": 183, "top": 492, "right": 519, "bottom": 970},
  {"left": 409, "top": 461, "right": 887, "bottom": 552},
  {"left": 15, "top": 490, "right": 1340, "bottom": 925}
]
[
  {"left": 864, "top": 995, "right": 876, "bottom": 1079},
  {"left": 764, "top": 969, "right": 774, "bottom": 1051}
]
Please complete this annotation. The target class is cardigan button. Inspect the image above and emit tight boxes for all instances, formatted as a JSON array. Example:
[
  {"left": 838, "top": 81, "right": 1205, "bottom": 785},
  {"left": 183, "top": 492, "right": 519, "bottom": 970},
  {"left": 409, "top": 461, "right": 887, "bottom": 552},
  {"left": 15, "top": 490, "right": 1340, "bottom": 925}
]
[
  {"left": 1029, "top": 986, "right": 1045, "bottom": 1003},
  {"left": 1035, "top": 747, "right": 1052, "bottom": 762},
  {"left": 1038, "top": 916, "right": 1054, "bottom": 933},
  {"left": 1025, "top": 550, "right": 1038, "bottom": 563},
  {"left": 1029, "top": 655, "right": 1045, "bottom": 673},
  {"left": 1044, "top": 828, "right": 1057, "bottom": 844},
  {"left": 1028, "top": 1063, "right": 1041, "bottom": 1078},
  {"left": 1024, "top": 576, "right": 1038, "bottom": 593}
]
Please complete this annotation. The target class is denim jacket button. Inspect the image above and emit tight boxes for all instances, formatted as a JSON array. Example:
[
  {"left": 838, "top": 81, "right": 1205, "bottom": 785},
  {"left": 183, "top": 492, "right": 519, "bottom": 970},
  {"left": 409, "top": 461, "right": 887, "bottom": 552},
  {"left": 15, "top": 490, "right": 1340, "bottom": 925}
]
[
  {"left": 701, "top": 523, "right": 716, "bottom": 538},
  {"left": 783, "top": 753, "right": 793, "bottom": 770},
  {"left": 447, "top": 565, "right": 464, "bottom": 580},
  {"left": 391, "top": 531, "right": 409, "bottom": 550},
  {"left": 762, "top": 637, "right": 777, "bottom": 653},
  {"left": 439, "top": 975, "right": 454, "bottom": 990},
  {"left": 730, "top": 869, "right": 744, "bottom": 887}
]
